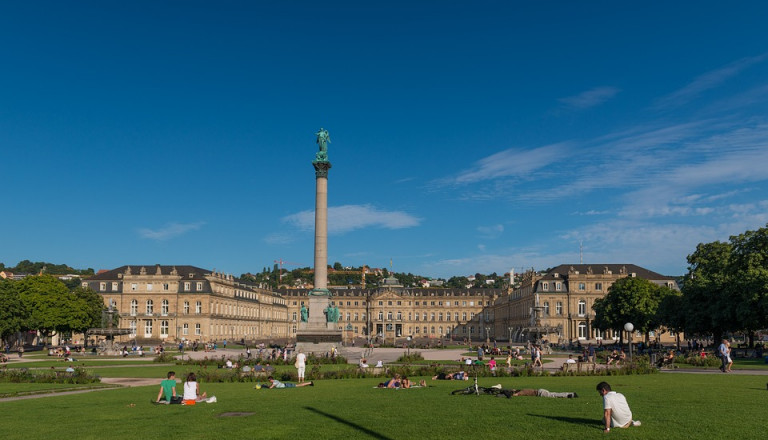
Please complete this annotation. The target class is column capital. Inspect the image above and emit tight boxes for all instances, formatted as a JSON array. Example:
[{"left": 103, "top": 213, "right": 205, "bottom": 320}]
[{"left": 313, "top": 160, "right": 332, "bottom": 178}]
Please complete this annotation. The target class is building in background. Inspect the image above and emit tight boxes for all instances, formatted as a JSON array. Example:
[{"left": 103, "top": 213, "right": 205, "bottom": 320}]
[
  {"left": 492, "top": 264, "right": 680, "bottom": 344},
  {"left": 281, "top": 273, "right": 501, "bottom": 345},
  {"left": 86, "top": 265, "right": 289, "bottom": 344}
]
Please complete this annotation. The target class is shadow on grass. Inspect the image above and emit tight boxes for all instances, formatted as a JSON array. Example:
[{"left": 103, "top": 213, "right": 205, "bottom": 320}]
[
  {"left": 304, "top": 406, "right": 393, "bottom": 440},
  {"left": 528, "top": 413, "right": 599, "bottom": 428}
]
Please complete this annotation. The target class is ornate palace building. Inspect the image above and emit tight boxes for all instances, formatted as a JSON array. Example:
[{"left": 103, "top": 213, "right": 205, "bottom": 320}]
[
  {"left": 280, "top": 276, "right": 502, "bottom": 344},
  {"left": 492, "top": 264, "right": 680, "bottom": 343},
  {"left": 86, "top": 265, "right": 289, "bottom": 344}
]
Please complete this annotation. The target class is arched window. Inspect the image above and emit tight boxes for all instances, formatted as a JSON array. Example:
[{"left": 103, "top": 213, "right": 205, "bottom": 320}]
[
  {"left": 146, "top": 300, "right": 154, "bottom": 314},
  {"left": 160, "top": 320, "right": 169, "bottom": 336},
  {"left": 578, "top": 299, "right": 586, "bottom": 316},
  {"left": 183, "top": 301, "right": 189, "bottom": 314},
  {"left": 129, "top": 321, "right": 137, "bottom": 337},
  {"left": 195, "top": 301, "right": 202, "bottom": 314},
  {"left": 144, "top": 320, "right": 153, "bottom": 337},
  {"left": 161, "top": 299, "right": 169, "bottom": 316},
  {"left": 130, "top": 300, "right": 138, "bottom": 316},
  {"left": 578, "top": 322, "right": 587, "bottom": 339}
]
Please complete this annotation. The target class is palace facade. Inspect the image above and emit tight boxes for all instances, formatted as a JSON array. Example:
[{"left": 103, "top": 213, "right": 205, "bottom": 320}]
[
  {"left": 491, "top": 264, "right": 680, "bottom": 344},
  {"left": 280, "top": 276, "right": 502, "bottom": 344},
  {"left": 86, "top": 265, "right": 289, "bottom": 343}
]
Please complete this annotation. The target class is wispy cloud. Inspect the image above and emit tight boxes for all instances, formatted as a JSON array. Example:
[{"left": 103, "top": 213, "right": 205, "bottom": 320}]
[
  {"left": 282, "top": 204, "right": 421, "bottom": 234},
  {"left": 653, "top": 53, "right": 768, "bottom": 110},
  {"left": 138, "top": 222, "right": 205, "bottom": 241},
  {"left": 559, "top": 86, "right": 620, "bottom": 109},
  {"left": 440, "top": 142, "right": 570, "bottom": 186},
  {"left": 477, "top": 224, "right": 504, "bottom": 239}
]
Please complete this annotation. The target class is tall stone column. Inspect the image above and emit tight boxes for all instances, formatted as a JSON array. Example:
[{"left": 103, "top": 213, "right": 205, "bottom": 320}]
[
  {"left": 311, "top": 161, "right": 331, "bottom": 295},
  {"left": 297, "top": 128, "right": 342, "bottom": 354}
]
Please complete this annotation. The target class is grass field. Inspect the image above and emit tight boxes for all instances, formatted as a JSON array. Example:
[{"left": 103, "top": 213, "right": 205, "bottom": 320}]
[{"left": 1, "top": 371, "right": 766, "bottom": 439}]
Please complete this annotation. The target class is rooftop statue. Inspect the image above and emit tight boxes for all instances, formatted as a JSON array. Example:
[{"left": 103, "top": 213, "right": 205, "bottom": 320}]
[{"left": 315, "top": 128, "right": 330, "bottom": 162}]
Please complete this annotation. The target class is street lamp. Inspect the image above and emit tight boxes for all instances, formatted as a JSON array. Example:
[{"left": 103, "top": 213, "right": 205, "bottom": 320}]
[
  {"left": 406, "top": 336, "right": 412, "bottom": 357},
  {"left": 624, "top": 322, "right": 634, "bottom": 363}
]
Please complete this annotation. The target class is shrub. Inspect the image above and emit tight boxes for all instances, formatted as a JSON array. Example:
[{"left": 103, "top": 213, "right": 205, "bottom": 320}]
[
  {"left": 0, "top": 367, "right": 100, "bottom": 384},
  {"left": 396, "top": 352, "right": 425, "bottom": 363}
]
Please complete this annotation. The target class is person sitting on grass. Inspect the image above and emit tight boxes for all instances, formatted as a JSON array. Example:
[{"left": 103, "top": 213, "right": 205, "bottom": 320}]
[
  {"left": 267, "top": 376, "right": 313, "bottom": 388},
  {"left": 182, "top": 372, "right": 209, "bottom": 404},
  {"left": 155, "top": 371, "right": 180, "bottom": 404}
]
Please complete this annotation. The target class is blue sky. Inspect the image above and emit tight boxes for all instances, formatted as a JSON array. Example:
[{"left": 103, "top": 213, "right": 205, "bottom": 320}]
[{"left": 2, "top": 1, "right": 768, "bottom": 279}]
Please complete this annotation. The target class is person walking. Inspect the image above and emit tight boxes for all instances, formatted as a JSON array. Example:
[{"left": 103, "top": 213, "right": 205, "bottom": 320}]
[
  {"left": 718, "top": 339, "right": 729, "bottom": 372},
  {"left": 596, "top": 381, "right": 640, "bottom": 433},
  {"left": 295, "top": 349, "right": 307, "bottom": 384}
]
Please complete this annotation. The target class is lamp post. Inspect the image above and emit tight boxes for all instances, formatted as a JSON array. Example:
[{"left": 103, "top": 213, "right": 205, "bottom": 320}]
[
  {"left": 624, "top": 322, "right": 634, "bottom": 363},
  {"left": 406, "top": 336, "right": 411, "bottom": 357}
]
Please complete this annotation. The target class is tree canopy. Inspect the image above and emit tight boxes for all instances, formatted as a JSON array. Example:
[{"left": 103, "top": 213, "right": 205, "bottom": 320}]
[
  {"left": 6, "top": 275, "right": 104, "bottom": 340},
  {"left": 681, "top": 224, "right": 768, "bottom": 343},
  {"left": 592, "top": 277, "right": 675, "bottom": 340}
]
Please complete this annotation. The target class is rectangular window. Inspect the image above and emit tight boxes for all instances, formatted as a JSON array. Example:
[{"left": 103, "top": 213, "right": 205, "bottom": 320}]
[
  {"left": 556, "top": 302, "right": 563, "bottom": 315},
  {"left": 129, "top": 321, "right": 137, "bottom": 337},
  {"left": 195, "top": 323, "right": 201, "bottom": 335},
  {"left": 595, "top": 283, "right": 602, "bottom": 291},
  {"left": 112, "top": 282, "right": 118, "bottom": 291},
  {"left": 131, "top": 283, "right": 138, "bottom": 291},
  {"left": 144, "top": 320, "right": 153, "bottom": 337},
  {"left": 578, "top": 282, "right": 586, "bottom": 291},
  {"left": 163, "top": 283, "right": 169, "bottom": 291},
  {"left": 542, "top": 282, "right": 548, "bottom": 291},
  {"left": 195, "top": 301, "right": 202, "bottom": 314},
  {"left": 182, "top": 323, "right": 189, "bottom": 335},
  {"left": 184, "top": 282, "right": 190, "bottom": 291},
  {"left": 196, "top": 282, "right": 203, "bottom": 291},
  {"left": 555, "top": 282, "right": 562, "bottom": 291},
  {"left": 147, "top": 283, "right": 153, "bottom": 291},
  {"left": 160, "top": 320, "right": 168, "bottom": 336}
]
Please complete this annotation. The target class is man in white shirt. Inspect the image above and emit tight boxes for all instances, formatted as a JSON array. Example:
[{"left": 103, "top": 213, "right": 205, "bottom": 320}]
[
  {"left": 295, "top": 350, "right": 307, "bottom": 383},
  {"left": 596, "top": 381, "right": 640, "bottom": 433}
]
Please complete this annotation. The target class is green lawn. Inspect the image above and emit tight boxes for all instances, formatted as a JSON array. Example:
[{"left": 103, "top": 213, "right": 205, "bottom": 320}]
[
  {"left": 0, "top": 382, "right": 117, "bottom": 397},
  {"left": 1, "top": 373, "right": 766, "bottom": 439}
]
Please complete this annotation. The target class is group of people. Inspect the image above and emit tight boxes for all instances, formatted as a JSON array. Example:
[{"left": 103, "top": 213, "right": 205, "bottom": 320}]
[
  {"left": 155, "top": 371, "right": 216, "bottom": 405},
  {"left": 718, "top": 339, "right": 734, "bottom": 373},
  {"left": 378, "top": 374, "right": 426, "bottom": 388}
]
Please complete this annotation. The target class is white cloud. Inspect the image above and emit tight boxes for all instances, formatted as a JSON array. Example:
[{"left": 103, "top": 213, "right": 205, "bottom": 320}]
[
  {"left": 559, "top": 86, "right": 620, "bottom": 109},
  {"left": 138, "top": 222, "right": 205, "bottom": 241},
  {"left": 477, "top": 224, "right": 504, "bottom": 235},
  {"left": 653, "top": 53, "right": 768, "bottom": 109},
  {"left": 443, "top": 142, "right": 570, "bottom": 186},
  {"left": 282, "top": 204, "right": 421, "bottom": 234}
]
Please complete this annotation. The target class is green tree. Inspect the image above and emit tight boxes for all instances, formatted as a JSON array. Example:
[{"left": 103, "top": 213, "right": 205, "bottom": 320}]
[
  {"left": 727, "top": 225, "right": 768, "bottom": 346},
  {"left": 16, "top": 275, "right": 94, "bottom": 342},
  {"left": 72, "top": 286, "right": 105, "bottom": 333},
  {"left": 592, "top": 277, "right": 665, "bottom": 342},
  {"left": 0, "top": 279, "right": 25, "bottom": 341},
  {"left": 333, "top": 262, "right": 343, "bottom": 271},
  {"left": 681, "top": 241, "right": 734, "bottom": 340},
  {"left": 445, "top": 276, "right": 470, "bottom": 289}
]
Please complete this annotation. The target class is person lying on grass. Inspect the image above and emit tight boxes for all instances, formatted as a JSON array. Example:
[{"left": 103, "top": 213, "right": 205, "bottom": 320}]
[{"left": 267, "top": 376, "right": 314, "bottom": 388}]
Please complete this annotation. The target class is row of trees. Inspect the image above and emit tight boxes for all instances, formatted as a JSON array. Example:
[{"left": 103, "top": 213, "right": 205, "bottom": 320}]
[
  {"left": 0, "top": 259, "right": 95, "bottom": 276},
  {"left": 0, "top": 275, "right": 104, "bottom": 344},
  {"left": 593, "top": 224, "right": 768, "bottom": 346},
  {"left": 243, "top": 264, "right": 508, "bottom": 290}
]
